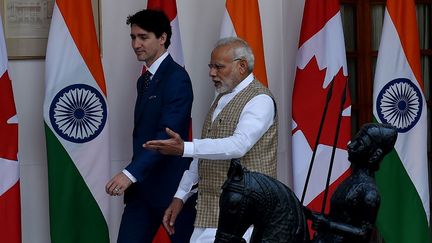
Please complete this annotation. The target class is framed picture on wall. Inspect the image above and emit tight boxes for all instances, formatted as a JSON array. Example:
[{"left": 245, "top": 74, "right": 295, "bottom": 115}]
[{"left": 0, "top": 0, "right": 100, "bottom": 59}]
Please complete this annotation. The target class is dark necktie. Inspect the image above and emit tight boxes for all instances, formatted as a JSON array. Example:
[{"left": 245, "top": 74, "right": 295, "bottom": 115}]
[{"left": 137, "top": 70, "right": 152, "bottom": 104}]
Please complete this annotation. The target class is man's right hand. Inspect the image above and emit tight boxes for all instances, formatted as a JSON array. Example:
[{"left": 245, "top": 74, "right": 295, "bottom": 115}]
[
  {"left": 105, "top": 172, "right": 132, "bottom": 196},
  {"left": 163, "top": 198, "right": 184, "bottom": 235},
  {"left": 143, "top": 127, "right": 184, "bottom": 156}
]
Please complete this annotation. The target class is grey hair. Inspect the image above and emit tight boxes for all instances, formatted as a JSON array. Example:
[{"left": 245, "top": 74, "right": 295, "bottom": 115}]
[{"left": 215, "top": 37, "right": 255, "bottom": 73}]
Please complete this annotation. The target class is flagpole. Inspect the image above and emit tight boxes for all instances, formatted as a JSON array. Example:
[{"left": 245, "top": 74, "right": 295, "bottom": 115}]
[
  {"left": 321, "top": 81, "right": 348, "bottom": 214},
  {"left": 300, "top": 79, "right": 334, "bottom": 205}
]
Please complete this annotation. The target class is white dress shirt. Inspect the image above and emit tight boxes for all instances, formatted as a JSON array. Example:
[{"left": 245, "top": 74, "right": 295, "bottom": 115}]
[{"left": 174, "top": 73, "right": 275, "bottom": 202}]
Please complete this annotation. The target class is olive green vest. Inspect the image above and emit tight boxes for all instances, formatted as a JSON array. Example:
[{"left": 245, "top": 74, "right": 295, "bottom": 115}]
[{"left": 195, "top": 80, "right": 278, "bottom": 227}]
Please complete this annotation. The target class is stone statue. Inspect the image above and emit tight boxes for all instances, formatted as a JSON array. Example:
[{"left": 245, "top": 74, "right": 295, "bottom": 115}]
[
  {"left": 215, "top": 123, "right": 397, "bottom": 243},
  {"left": 307, "top": 123, "right": 398, "bottom": 243},
  {"left": 215, "top": 159, "right": 309, "bottom": 243}
]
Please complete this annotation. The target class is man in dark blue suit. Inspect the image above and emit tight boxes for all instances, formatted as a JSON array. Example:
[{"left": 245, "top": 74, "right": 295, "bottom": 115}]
[{"left": 106, "top": 9, "right": 196, "bottom": 243}]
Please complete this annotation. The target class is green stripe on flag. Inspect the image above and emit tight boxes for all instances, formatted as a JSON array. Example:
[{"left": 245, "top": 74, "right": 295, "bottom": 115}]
[
  {"left": 45, "top": 123, "right": 109, "bottom": 243},
  {"left": 376, "top": 150, "right": 431, "bottom": 243}
]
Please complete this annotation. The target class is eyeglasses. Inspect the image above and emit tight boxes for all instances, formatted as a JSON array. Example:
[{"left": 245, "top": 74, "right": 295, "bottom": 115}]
[{"left": 208, "top": 58, "right": 244, "bottom": 71}]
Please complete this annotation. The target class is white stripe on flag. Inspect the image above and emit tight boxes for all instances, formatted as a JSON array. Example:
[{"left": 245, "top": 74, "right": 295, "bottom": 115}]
[
  {"left": 44, "top": 4, "right": 110, "bottom": 220},
  {"left": 0, "top": 158, "right": 19, "bottom": 195}
]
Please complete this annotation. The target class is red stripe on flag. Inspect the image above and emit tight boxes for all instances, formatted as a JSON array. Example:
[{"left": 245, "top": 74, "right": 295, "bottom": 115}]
[
  {"left": 147, "top": 0, "right": 177, "bottom": 21},
  {"left": 0, "top": 182, "right": 21, "bottom": 243},
  {"left": 0, "top": 71, "right": 18, "bottom": 161},
  {"left": 152, "top": 226, "right": 171, "bottom": 243},
  {"left": 0, "top": 13, "right": 20, "bottom": 243},
  {"left": 188, "top": 118, "right": 193, "bottom": 141},
  {"left": 298, "top": 0, "right": 340, "bottom": 47}
]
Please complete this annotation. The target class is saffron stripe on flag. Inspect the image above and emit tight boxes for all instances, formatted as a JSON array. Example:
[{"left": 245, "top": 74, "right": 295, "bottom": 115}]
[
  {"left": 221, "top": 0, "right": 268, "bottom": 87},
  {"left": 56, "top": 0, "right": 106, "bottom": 95}
]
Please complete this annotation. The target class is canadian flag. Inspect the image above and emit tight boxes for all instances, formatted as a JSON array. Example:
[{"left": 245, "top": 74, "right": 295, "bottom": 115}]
[
  {"left": 292, "top": 0, "right": 351, "bottom": 217},
  {"left": 0, "top": 14, "right": 21, "bottom": 243},
  {"left": 146, "top": 1, "right": 185, "bottom": 242}
]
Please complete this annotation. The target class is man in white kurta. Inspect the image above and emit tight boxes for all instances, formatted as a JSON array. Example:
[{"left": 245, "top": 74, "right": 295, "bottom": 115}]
[{"left": 144, "top": 37, "right": 278, "bottom": 243}]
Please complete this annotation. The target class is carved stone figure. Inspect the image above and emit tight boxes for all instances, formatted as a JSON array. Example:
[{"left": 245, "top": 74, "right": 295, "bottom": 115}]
[
  {"left": 215, "top": 159, "right": 309, "bottom": 243},
  {"left": 307, "top": 123, "right": 398, "bottom": 243}
]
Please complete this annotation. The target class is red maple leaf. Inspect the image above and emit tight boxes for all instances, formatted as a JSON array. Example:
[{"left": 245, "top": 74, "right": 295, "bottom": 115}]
[
  {"left": 292, "top": 56, "right": 351, "bottom": 150},
  {"left": 0, "top": 71, "right": 18, "bottom": 161}
]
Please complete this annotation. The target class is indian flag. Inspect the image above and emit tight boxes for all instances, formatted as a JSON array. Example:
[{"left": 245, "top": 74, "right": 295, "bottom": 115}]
[
  {"left": 373, "top": 0, "right": 430, "bottom": 242},
  {"left": 220, "top": 0, "right": 268, "bottom": 87},
  {"left": 43, "top": 1, "right": 110, "bottom": 242}
]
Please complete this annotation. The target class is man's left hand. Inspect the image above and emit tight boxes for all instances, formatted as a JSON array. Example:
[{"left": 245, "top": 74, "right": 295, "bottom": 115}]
[
  {"left": 143, "top": 127, "right": 184, "bottom": 156},
  {"left": 106, "top": 172, "right": 132, "bottom": 196}
]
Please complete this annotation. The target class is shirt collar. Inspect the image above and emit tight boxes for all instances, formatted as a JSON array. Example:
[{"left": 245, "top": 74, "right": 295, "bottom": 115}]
[
  {"left": 146, "top": 51, "right": 168, "bottom": 75},
  {"left": 230, "top": 73, "right": 254, "bottom": 95}
]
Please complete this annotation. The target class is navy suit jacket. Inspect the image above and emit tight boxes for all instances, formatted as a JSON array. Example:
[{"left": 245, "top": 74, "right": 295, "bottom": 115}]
[{"left": 124, "top": 54, "right": 194, "bottom": 208}]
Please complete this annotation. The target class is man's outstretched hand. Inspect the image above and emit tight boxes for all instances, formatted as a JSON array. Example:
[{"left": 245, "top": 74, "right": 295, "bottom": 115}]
[{"left": 143, "top": 128, "right": 184, "bottom": 156}]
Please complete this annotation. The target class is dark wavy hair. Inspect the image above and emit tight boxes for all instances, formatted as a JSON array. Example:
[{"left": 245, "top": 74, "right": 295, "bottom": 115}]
[{"left": 126, "top": 9, "right": 172, "bottom": 49}]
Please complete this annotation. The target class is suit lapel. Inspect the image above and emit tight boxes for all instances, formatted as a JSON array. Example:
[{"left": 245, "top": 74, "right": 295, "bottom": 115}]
[{"left": 134, "top": 54, "right": 174, "bottom": 125}]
